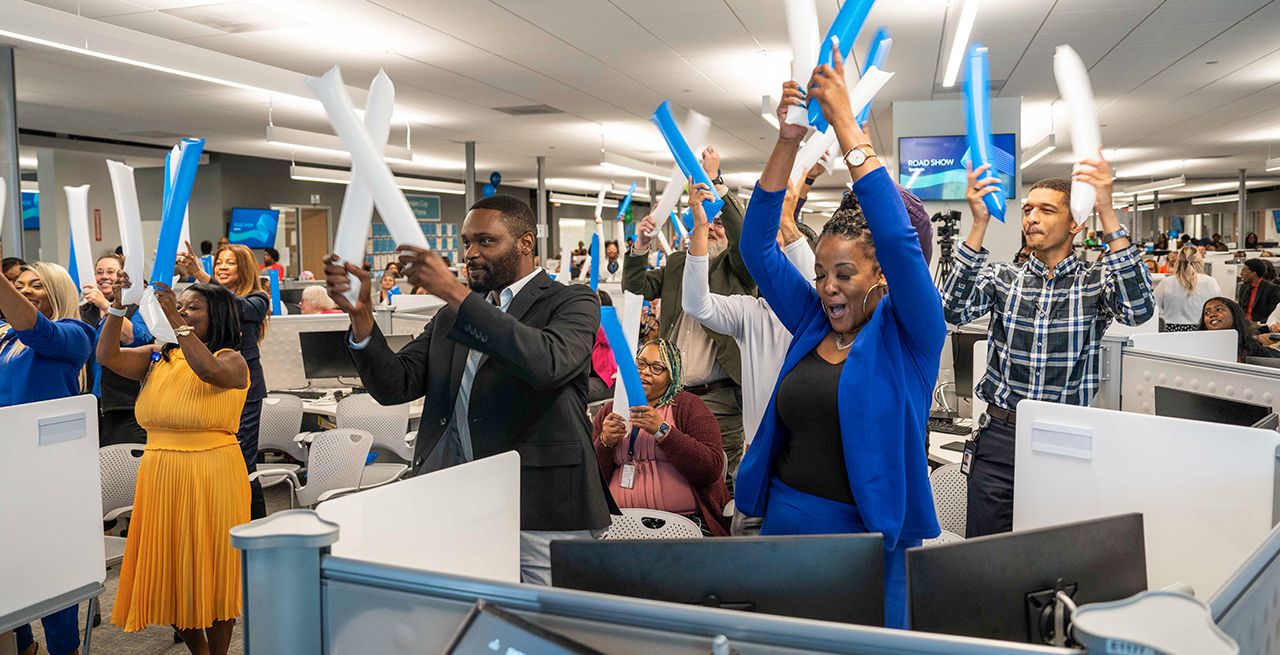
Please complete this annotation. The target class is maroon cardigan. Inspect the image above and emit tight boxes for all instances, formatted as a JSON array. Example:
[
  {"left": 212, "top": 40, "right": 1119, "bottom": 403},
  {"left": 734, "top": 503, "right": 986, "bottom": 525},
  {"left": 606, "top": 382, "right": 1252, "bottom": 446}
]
[{"left": 592, "top": 390, "right": 732, "bottom": 536}]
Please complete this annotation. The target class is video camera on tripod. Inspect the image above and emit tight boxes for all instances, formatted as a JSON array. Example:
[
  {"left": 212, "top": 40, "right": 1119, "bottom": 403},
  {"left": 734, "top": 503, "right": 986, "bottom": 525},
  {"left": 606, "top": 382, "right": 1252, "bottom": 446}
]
[{"left": 932, "top": 210, "right": 962, "bottom": 287}]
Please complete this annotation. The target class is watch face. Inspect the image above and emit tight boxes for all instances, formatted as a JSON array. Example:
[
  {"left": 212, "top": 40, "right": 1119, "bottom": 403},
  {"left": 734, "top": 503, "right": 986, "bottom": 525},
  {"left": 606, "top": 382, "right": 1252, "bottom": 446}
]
[{"left": 845, "top": 148, "right": 866, "bottom": 167}]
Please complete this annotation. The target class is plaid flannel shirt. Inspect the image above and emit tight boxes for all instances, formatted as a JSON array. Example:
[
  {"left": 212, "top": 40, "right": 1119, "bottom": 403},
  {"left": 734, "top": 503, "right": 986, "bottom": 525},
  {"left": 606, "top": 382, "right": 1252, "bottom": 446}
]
[{"left": 941, "top": 242, "right": 1155, "bottom": 409}]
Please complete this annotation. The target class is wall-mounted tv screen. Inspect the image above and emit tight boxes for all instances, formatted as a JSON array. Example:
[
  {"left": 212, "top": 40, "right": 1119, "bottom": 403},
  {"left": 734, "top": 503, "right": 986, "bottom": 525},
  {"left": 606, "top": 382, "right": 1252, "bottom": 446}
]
[
  {"left": 898, "top": 134, "right": 1017, "bottom": 201},
  {"left": 228, "top": 208, "right": 280, "bottom": 249}
]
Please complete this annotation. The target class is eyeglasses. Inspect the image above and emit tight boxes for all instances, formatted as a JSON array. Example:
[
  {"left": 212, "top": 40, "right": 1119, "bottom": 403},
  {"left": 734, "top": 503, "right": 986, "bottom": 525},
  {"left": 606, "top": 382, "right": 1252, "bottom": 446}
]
[{"left": 635, "top": 359, "right": 667, "bottom": 375}]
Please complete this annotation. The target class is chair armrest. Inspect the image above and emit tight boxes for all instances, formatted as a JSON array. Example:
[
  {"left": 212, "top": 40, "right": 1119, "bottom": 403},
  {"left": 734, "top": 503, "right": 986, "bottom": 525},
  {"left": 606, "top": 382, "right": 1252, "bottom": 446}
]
[
  {"left": 249, "top": 468, "right": 301, "bottom": 490},
  {"left": 721, "top": 498, "right": 736, "bottom": 518},
  {"left": 293, "top": 431, "right": 316, "bottom": 446},
  {"left": 315, "top": 486, "right": 361, "bottom": 504},
  {"left": 103, "top": 506, "right": 134, "bottom": 522}
]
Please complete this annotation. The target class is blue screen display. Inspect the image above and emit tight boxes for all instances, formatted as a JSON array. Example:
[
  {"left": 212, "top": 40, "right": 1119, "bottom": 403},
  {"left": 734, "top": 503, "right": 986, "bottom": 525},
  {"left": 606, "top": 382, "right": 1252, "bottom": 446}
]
[
  {"left": 21, "top": 191, "right": 38, "bottom": 230},
  {"left": 897, "top": 134, "right": 1017, "bottom": 201},
  {"left": 228, "top": 208, "right": 280, "bottom": 249}
]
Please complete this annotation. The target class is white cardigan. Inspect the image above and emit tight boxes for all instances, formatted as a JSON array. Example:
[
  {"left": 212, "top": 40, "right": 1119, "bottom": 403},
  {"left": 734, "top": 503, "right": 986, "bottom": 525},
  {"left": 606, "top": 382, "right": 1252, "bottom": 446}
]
[{"left": 682, "top": 239, "right": 815, "bottom": 445}]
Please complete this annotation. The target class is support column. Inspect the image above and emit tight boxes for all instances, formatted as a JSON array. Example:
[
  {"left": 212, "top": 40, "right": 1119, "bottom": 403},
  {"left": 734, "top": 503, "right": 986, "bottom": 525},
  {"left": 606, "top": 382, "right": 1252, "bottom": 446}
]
[
  {"left": 0, "top": 47, "right": 21, "bottom": 258},
  {"left": 1237, "top": 168, "right": 1248, "bottom": 247},
  {"left": 464, "top": 141, "right": 476, "bottom": 210},
  {"left": 536, "top": 155, "right": 547, "bottom": 259},
  {"left": 1149, "top": 190, "right": 1158, "bottom": 242}
]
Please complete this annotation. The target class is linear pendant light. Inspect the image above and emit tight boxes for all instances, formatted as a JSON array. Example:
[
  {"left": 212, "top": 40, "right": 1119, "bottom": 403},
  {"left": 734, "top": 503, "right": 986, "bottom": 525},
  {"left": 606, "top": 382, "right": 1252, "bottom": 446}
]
[{"left": 289, "top": 165, "right": 465, "bottom": 195}]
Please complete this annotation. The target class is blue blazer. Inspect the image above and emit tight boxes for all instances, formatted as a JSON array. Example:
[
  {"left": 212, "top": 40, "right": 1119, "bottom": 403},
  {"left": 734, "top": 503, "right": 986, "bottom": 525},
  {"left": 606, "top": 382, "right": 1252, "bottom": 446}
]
[
  {"left": 735, "top": 167, "right": 945, "bottom": 548},
  {"left": 0, "top": 313, "right": 96, "bottom": 408}
]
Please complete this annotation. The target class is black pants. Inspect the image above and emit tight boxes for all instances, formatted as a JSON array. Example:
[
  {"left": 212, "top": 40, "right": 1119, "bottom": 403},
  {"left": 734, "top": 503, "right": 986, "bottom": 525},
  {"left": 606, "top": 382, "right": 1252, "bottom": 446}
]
[
  {"left": 965, "top": 415, "right": 1016, "bottom": 537},
  {"left": 100, "top": 407, "right": 147, "bottom": 446},
  {"left": 238, "top": 398, "right": 267, "bottom": 520}
]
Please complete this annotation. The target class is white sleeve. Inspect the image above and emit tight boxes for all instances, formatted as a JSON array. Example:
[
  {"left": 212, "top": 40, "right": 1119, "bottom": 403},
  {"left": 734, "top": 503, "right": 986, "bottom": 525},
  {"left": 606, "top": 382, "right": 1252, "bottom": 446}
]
[
  {"left": 783, "top": 238, "right": 816, "bottom": 286},
  {"left": 682, "top": 254, "right": 746, "bottom": 340}
]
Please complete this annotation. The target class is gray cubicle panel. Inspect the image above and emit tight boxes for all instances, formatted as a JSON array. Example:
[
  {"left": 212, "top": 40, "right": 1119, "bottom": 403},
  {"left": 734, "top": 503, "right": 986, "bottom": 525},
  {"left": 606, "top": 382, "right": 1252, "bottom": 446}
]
[
  {"left": 232, "top": 511, "right": 1072, "bottom": 655},
  {"left": 1210, "top": 523, "right": 1280, "bottom": 655},
  {"left": 1121, "top": 347, "right": 1280, "bottom": 417},
  {"left": 260, "top": 314, "right": 353, "bottom": 390}
]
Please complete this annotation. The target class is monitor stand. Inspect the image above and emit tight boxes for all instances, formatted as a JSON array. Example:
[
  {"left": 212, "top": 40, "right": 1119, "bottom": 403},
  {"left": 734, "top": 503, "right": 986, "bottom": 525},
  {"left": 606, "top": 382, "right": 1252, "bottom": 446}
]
[{"left": 1025, "top": 579, "right": 1079, "bottom": 647}]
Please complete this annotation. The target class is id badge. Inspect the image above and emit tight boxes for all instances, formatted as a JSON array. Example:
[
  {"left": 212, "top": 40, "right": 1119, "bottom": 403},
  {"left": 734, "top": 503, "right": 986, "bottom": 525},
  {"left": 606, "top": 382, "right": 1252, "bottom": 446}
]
[
  {"left": 960, "top": 439, "right": 977, "bottom": 477},
  {"left": 620, "top": 463, "right": 637, "bottom": 489}
]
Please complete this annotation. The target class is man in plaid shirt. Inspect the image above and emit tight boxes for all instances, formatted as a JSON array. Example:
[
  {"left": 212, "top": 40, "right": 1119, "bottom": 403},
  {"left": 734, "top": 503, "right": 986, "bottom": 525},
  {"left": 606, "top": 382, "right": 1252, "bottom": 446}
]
[{"left": 941, "top": 156, "right": 1154, "bottom": 537}]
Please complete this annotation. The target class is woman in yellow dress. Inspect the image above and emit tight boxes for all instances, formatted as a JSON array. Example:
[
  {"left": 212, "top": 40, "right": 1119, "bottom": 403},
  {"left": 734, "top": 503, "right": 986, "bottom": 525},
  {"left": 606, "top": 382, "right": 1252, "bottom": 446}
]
[{"left": 97, "top": 276, "right": 250, "bottom": 655}]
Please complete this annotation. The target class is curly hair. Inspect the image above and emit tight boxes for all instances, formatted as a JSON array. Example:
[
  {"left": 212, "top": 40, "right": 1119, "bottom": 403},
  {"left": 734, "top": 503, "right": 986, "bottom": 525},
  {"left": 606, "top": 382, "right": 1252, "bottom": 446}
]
[
  {"left": 819, "top": 191, "right": 878, "bottom": 271},
  {"left": 639, "top": 338, "right": 684, "bottom": 407}
]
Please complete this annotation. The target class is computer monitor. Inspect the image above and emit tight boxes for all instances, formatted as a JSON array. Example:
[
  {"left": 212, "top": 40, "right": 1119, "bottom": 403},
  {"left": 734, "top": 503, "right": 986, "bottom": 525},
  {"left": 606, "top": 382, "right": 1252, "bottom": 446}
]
[
  {"left": 1153, "top": 386, "right": 1274, "bottom": 428},
  {"left": 299, "top": 331, "right": 413, "bottom": 380},
  {"left": 907, "top": 513, "right": 1147, "bottom": 644},
  {"left": 952, "top": 332, "right": 984, "bottom": 400},
  {"left": 550, "top": 534, "right": 884, "bottom": 625},
  {"left": 278, "top": 288, "right": 304, "bottom": 305}
]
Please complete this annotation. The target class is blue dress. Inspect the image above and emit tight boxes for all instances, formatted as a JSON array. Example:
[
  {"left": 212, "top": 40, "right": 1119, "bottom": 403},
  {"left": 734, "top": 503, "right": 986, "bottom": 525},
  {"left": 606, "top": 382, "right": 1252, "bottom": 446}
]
[
  {"left": 1, "top": 312, "right": 96, "bottom": 655},
  {"left": 735, "top": 167, "right": 945, "bottom": 629}
]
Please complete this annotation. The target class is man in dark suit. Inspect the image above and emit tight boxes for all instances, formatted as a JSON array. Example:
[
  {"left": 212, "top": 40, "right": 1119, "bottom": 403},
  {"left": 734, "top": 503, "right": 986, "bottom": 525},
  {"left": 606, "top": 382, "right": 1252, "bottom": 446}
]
[
  {"left": 323, "top": 195, "right": 614, "bottom": 585},
  {"left": 1237, "top": 258, "right": 1280, "bottom": 323}
]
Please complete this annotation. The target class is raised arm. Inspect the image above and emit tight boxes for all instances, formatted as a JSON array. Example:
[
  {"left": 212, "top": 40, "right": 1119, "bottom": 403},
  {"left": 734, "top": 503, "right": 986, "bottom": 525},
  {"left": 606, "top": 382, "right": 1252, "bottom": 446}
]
[
  {"left": 623, "top": 213, "right": 665, "bottom": 301},
  {"left": 325, "top": 254, "right": 436, "bottom": 405},
  {"left": 97, "top": 272, "right": 157, "bottom": 381},
  {"left": 739, "top": 83, "right": 825, "bottom": 334},
  {"left": 1074, "top": 156, "right": 1154, "bottom": 326},
  {"left": 683, "top": 180, "right": 748, "bottom": 339}
]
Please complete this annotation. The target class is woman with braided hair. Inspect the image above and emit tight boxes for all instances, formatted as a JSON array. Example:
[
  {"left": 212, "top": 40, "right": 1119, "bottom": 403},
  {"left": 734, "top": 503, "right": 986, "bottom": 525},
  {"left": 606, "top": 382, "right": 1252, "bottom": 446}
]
[
  {"left": 591, "top": 338, "right": 731, "bottom": 536},
  {"left": 734, "top": 55, "right": 946, "bottom": 628}
]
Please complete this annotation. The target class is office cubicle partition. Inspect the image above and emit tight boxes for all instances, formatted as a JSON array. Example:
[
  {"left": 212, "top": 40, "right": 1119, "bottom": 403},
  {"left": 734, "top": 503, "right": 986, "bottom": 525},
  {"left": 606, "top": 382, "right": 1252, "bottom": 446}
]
[
  {"left": 232, "top": 512, "right": 1074, "bottom": 655},
  {"left": 1121, "top": 346, "right": 1280, "bottom": 416}
]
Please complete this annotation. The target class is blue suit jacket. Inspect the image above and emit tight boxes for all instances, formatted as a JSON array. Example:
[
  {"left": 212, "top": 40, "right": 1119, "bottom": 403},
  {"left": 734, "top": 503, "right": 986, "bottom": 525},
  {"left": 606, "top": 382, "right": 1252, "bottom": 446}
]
[{"left": 735, "top": 167, "right": 944, "bottom": 548}]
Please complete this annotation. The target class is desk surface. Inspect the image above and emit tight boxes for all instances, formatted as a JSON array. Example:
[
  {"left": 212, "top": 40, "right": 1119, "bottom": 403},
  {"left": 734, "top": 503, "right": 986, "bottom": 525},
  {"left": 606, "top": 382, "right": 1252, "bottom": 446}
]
[
  {"left": 275, "top": 389, "right": 425, "bottom": 420},
  {"left": 927, "top": 420, "right": 970, "bottom": 467}
]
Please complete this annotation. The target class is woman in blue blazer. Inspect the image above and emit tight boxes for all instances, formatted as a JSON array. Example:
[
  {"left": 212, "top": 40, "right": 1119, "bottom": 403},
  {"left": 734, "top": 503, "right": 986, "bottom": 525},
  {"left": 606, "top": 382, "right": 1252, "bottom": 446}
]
[
  {"left": 1, "top": 261, "right": 96, "bottom": 655},
  {"left": 735, "top": 53, "right": 946, "bottom": 628}
]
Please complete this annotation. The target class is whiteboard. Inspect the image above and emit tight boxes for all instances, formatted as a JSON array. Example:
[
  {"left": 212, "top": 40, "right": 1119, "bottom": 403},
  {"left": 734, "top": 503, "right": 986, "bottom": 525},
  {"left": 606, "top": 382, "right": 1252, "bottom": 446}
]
[
  {"left": 0, "top": 395, "right": 104, "bottom": 620},
  {"left": 316, "top": 451, "right": 521, "bottom": 583},
  {"left": 1013, "top": 400, "right": 1280, "bottom": 597}
]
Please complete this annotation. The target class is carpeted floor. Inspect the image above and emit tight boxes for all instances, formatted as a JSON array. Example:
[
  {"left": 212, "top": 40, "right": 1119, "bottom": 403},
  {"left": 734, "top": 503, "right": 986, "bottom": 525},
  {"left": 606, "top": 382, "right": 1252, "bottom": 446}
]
[{"left": 23, "top": 484, "right": 293, "bottom": 655}]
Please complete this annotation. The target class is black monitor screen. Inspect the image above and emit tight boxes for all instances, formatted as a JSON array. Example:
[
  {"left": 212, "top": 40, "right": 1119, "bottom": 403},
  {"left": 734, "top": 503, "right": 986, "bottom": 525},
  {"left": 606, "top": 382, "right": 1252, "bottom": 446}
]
[
  {"left": 442, "top": 601, "right": 602, "bottom": 655},
  {"left": 907, "top": 513, "right": 1146, "bottom": 643},
  {"left": 551, "top": 534, "right": 884, "bottom": 625},
  {"left": 1153, "top": 386, "right": 1272, "bottom": 427},
  {"left": 299, "top": 331, "right": 413, "bottom": 381}
]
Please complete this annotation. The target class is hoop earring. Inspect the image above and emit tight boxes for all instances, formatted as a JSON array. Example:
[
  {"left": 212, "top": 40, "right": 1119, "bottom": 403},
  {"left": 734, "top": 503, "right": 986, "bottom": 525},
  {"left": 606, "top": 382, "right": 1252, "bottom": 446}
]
[{"left": 862, "top": 282, "right": 887, "bottom": 316}]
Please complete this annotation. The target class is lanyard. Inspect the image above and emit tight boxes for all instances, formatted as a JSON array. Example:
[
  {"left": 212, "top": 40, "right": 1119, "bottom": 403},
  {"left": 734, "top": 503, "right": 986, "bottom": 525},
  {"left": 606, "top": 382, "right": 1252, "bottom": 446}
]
[{"left": 626, "top": 426, "right": 640, "bottom": 462}]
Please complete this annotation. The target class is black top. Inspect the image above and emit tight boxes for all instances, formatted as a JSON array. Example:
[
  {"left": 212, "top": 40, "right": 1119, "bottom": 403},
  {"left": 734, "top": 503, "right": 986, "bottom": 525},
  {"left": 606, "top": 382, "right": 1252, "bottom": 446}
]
[
  {"left": 235, "top": 291, "right": 270, "bottom": 402},
  {"left": 774, "top": 350, "right": 855, "bottom": 506}
]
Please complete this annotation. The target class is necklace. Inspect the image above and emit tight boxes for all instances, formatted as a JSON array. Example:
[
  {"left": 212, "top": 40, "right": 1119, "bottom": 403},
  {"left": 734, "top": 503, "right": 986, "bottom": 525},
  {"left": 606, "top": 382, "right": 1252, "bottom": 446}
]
[{"left": 835, "top": 332, "right": 854, "bottom": 350}]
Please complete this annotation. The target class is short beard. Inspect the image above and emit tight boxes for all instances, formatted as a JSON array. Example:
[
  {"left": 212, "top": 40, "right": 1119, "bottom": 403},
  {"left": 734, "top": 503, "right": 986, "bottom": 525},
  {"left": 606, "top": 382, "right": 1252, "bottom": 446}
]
[
  {"left": 707, "top": 239, "right": 727, "bottom": 258},
  {"left": 467, "top": 245, "right": 523, "bottom": 294}
]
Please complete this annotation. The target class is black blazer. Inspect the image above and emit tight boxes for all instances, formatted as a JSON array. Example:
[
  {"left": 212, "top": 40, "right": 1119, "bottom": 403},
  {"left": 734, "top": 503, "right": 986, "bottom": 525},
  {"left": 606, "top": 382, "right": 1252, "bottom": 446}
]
[
  {"left": 349, "top": 270, "right": 615, "bottom": 532},
  {"left": 1237, "top": 279, "right": 1280, "bottom": 323}
]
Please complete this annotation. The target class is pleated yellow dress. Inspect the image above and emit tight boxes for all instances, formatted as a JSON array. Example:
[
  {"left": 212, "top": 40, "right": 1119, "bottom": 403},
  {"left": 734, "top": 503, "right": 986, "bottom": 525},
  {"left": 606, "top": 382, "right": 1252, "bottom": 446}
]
[{"left": 112, "top": 347, "right": 250, "bottom": 632}]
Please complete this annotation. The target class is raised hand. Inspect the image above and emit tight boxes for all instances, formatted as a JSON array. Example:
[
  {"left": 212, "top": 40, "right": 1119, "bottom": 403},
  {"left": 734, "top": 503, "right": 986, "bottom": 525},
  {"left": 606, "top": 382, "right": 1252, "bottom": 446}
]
[
  {"left": 776, "top": 81, "right": 807, "bottom": 142},
  {"left": 965, "top": 163, "right": 1001, "bottom": 226},
  {"left": 322, "top": 254, "right": 372, "bottom": 315},
  {"left": 633, "top": 214, "right": 658, "bottom": 251}
]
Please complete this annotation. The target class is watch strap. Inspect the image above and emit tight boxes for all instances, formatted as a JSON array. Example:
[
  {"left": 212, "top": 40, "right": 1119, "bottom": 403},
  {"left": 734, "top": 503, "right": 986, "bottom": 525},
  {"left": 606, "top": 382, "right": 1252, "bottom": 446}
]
[
  {"left": 106, "top": 305, "right": 129, "bottom": 318},
  {"left": 711, "top": 175, "right": 725, "bottom": 186},
  {"left": 1100, "top": 227, "right": 1130, "bottom": 244}
]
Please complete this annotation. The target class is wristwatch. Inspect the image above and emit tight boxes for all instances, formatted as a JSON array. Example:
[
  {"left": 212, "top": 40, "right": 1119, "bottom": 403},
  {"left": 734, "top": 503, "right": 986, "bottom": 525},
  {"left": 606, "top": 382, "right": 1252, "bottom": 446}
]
[
  {"left": 654, "top": 422, "right": 671, "bottom": 442},
  {"left": 106, "top": 305, "right": 129, "bottom": 318},
  {"left": 711, "top": 174, "right": 725, "bottom": 186},
  {"left": 843, "top": 143, "right": 877, "bottom": 168},
  {"left": 1100, "top": 226, "right": 1130, "bottom": 244}
]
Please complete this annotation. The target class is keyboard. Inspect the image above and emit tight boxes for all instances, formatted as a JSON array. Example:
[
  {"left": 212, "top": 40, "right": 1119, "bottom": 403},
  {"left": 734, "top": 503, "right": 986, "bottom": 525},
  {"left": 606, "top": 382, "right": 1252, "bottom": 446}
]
[
  {"left": 927, "top": 418, "right": 972, "bottom": 436},
  {"left": 274, "top": 389, "right": 328, "bottom": 400}
]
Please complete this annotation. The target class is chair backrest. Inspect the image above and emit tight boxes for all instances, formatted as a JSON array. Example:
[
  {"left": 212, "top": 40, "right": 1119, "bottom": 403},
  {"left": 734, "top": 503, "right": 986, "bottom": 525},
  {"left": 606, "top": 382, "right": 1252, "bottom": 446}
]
[
  {"left": 605, "top": 508, "right": 704, "bottom": 540},
  {"left": 336, "top": 393, "right": 412, "bottom": 462},
  {"left": 260, "top": 394, "right": 306, "bottom": 460},
  {"left": 100, "top": 444, "right": 145, "bottom": 518},
  {"left": 929, "top": 463, "right": 968, "bottom": 537},
  {"left": 299, "top": 429, "right": 372, "bottom": 507}
]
